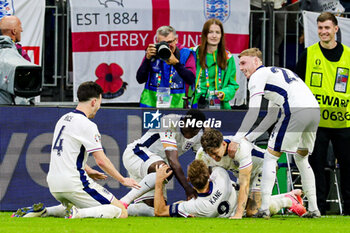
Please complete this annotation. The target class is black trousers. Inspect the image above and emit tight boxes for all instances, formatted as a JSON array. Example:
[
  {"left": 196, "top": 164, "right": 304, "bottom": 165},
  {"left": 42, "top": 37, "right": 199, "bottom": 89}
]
[{"left": 309, "top": 127, "right": 350, "bottom": 215}]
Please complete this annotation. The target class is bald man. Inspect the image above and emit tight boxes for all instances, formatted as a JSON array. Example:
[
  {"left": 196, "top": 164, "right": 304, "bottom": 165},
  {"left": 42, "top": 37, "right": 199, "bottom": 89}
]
[{"left": 0, "top": 15, "right": 30, "bottom": 61}]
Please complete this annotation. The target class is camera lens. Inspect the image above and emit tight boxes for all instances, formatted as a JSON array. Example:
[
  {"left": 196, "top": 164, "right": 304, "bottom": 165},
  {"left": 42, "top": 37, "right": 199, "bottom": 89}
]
[{"left": 155, "top": 41, "right": 171, "bottom": 60}]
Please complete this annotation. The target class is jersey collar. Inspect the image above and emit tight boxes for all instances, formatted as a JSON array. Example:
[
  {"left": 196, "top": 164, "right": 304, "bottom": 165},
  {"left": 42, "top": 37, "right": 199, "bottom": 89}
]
[
  {"left": 223, "top": 139, "right": 231, "bottom": 157},
  {"left": 256, "top": 65, "right": 264, "bottom": 71},
  {"left": 197, "top": 181, "right": 213, "bottom": 197},
  {"left": 73, "top": 109, "right": 87, "bottom": 117}
]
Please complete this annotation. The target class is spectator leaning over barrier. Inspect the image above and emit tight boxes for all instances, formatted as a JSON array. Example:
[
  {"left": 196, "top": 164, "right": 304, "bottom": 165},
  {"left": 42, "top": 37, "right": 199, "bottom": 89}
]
[
  {"left": 191, "top": 18, "right": 239, "bottom": 110},
  {"left": 136, "top": 25, "right": 196, "bottom": 108},
  {"left": 295, "top": 12, "right": 350, "bottom": 216}
]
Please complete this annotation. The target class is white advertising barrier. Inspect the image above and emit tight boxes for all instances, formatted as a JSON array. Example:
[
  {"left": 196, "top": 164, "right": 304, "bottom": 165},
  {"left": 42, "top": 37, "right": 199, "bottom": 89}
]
[
  {"left": 0, "top": 0, "right": 45, "bottom": 65},
  {"left": 303, "top": 10, "right": 350, "bottom": 48},
  {"left": 70, "top": 0, "right": 250, "bottom": 105}
]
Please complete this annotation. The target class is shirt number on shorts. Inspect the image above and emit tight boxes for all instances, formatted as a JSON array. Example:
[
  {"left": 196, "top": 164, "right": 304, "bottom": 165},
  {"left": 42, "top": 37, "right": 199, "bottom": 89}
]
[{"left": 53, "top": 125, "right": 65, "bottom": 156}]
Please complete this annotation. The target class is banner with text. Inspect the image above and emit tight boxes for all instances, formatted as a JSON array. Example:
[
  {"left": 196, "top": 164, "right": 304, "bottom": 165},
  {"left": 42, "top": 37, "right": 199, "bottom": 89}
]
[
  {"left": 0, "top": 0, "right": 45, "bottom": 65},
  {"left": 70, "top": 0, "right": 250, "bottom": 105},
  {"left": 0, "top": 106, "right": 246, "bottom": 210},
  {"left": 303, "top": 10, "right": 350, "bottom": 48}
]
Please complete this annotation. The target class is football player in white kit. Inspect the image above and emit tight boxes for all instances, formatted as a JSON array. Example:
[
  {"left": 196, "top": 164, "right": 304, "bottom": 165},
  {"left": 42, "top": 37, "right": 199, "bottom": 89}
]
[
  {"left": 229, "top": 48, "right": 320, "bottom": 218},
  {"left": 154, "top": 160, "right": 306, "bottom": 218},
  {"left": 198, "top": 128, "right": 263, "bottom": 218},
  {"left": 120, "top": 109, "right": 205, "bottom": 216},
  {"left": 197, "top": 128, "right": 306, "bottom": 218},
  {"left": 12, "top": 82, "right": 140, "bottom": 219}
]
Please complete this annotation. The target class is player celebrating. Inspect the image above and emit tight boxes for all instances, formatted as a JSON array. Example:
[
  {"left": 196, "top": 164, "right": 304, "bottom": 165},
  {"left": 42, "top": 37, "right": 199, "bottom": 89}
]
[
  {"left": 197, "top": 128, "right": 306, "bottom": 217},
  {"left": 229, "top": 48, "right": 320, "bottom": 218},
  {"left": 198, "top": 128, "right": 263, "bottom": 217},
  {"left": 120, "top": 109, "right": 205, "bottom": 216},
  {"left": 12, "top": 81, "right": 140, "bottom": 219},
  {"left": 154, "top": 160, "right": 306, "bottom": 218}
]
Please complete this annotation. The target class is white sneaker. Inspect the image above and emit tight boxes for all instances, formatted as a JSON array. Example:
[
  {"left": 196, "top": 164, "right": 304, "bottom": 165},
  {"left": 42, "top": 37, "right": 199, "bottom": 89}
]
[{"left": 11, "top": 203, "right": 46, "bottom": 218}]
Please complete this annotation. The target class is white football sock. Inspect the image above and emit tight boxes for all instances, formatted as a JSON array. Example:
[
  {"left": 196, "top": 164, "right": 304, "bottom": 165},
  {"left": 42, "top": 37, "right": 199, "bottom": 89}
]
[
  {"left": 260, "top": 150, "right": 279, "bottom": 210},
  {"left": 121, "top": 173, "right": 156, "bottom": 204},
  {"left": 293, "top": 153, "right": 318, "bottom": 211},
  {"left": 45, "top": 204, "right": 66, "bottom": 217},
  {"left": 78, "top": 204, "right": 122, "bottom": 218},
  {"left": 127, "top": 202, "right": 155, "bottom": 216},
  {"left": 269, "top": 194, "right": 292, "bottom": 215}
]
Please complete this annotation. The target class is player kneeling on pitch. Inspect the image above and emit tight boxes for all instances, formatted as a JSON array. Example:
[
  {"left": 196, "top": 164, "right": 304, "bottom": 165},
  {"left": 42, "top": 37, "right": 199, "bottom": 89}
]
[
  {"left": 11, "top": 81, "right": 140, "bottom": 219},
  {"left": 154, "top": 160, "right": 305, "bottom": 218}
]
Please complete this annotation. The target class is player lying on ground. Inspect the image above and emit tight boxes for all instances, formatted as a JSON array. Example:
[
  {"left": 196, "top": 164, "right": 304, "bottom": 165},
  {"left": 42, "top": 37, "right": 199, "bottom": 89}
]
[
  {"left": 197, "top": 128, "right": 307, "bottom": 218},
  {"left": 120, "top": 109, "right": 206, "bottom": 216},
  {"left": 12, "top": 81, "right": 140, "bottom": 219},
  {"left": 154, "top": 160, "right": 306, "bottom": 218}
]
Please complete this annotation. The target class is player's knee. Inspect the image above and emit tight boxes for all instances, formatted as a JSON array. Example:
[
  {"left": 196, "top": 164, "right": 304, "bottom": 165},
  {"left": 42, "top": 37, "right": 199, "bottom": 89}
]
[
  {"left": 296, "top": 149, "right": 308, "bottom": 156},
  {"left": 267, "top": 148, "right": 282, "bottom": 157},
  {"left": 148, "top": 161, "right": 167, "bottom": 173},
  {"left": 165, "top": 167, "right": 174, "bottom": 183}
]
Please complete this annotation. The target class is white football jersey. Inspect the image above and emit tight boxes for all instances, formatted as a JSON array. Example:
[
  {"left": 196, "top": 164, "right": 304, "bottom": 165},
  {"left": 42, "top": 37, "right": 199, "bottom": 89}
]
[
  {"left": 196, "top": 137, "right": 264, "bottom": 191},
  {"left": 128, "top": 114, "right": 203, "bottom": 163},
  {"left": 169, "top": 167, "right": 237, "bottom": 218},
  {"left": 249, "top": 66, "right": 319, "bottom": 109},
  {"left": 47, "top": 110, "right": 103, "bottom": 192}
]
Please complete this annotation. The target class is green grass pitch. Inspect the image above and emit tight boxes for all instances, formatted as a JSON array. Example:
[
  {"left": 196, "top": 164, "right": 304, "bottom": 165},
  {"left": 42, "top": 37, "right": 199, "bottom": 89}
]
[{"left": 1, "top": 212, "right": 350, "bottom": 233}]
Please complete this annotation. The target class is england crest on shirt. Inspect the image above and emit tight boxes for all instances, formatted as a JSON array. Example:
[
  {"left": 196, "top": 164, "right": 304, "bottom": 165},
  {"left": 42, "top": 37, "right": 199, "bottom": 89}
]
[{"left": 204, "top": 0, "right": 230, "bottom": 23}]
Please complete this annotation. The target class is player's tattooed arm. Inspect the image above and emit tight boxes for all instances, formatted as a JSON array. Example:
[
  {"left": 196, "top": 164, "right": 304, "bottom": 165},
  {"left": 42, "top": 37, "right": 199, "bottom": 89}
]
[{"left": 230, "top": 165, "right": 252, "bottom": 219}]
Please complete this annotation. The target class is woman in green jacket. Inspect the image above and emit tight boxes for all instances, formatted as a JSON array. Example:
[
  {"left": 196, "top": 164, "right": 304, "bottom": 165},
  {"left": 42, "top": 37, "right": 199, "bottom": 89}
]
[{"left": 192, "top": 18, "right": 239, "bottom": 109}]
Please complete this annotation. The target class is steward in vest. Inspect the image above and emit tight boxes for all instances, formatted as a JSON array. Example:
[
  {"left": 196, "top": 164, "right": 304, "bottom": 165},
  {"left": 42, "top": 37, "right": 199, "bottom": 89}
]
[
  {"left": 295, "top": 12, "right": 350, "bottom": 216},
  {"left": 136, "top": 26, "right": 195, "bottom": 108}
]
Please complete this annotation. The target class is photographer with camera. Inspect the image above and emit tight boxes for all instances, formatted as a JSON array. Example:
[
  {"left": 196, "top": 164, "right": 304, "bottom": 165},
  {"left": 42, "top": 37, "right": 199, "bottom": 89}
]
[
  {"left": 191, "top": 19, "right": 239, "bottom": 109},
  {"left": 136, "top": 26, "right": 196, "bottom": 108}
]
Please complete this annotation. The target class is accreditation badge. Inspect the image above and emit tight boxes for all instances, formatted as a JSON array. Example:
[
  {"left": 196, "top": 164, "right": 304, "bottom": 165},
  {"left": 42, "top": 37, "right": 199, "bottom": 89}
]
[
  {"left": 156, "top": 87, "right": 172, "bottom": 108},
  {"left": 334, "top": 67, "right": 349, "bottom": 93},
  {"left": 310, "top": 72, "right": 322, "bottom": 87}
]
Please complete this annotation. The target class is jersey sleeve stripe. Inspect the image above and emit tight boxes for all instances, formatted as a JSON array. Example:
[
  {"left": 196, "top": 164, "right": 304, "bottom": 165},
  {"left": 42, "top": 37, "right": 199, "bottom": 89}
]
[
  {"left": 86, "top": 148, "right": 103, "bottom": 153},
  {"left": 239, "top": 161, "right": 252, "bottom": 170},
  {"left": 160, "top": 140, "right": 177, "bottom": 145},
  {"left": 250, "top": 92, "right": 264, "bottom": 98}
]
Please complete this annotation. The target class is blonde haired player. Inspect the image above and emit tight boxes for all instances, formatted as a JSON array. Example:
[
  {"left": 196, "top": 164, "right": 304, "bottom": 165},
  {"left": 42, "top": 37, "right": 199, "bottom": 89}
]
[{"left": 229, "top": 48, "right": 320, "bottom": 218}]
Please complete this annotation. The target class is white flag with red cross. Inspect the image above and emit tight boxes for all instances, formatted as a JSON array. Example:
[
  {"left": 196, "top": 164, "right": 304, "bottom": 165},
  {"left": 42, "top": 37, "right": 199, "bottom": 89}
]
[{"left": 70, "top": 0, "right": 250, "bottom": 105}]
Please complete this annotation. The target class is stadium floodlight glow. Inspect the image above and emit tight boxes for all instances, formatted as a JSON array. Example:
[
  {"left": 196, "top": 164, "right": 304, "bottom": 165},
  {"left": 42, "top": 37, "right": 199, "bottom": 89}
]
[{"left": 0, "top": 36, "right": 42, "bottom": 98}]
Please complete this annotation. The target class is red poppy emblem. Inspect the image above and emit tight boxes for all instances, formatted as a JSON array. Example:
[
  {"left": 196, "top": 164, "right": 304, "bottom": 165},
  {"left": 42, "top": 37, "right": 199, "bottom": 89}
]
[{"left": 95, "top": 63, "right": 128, "bottom": 99}]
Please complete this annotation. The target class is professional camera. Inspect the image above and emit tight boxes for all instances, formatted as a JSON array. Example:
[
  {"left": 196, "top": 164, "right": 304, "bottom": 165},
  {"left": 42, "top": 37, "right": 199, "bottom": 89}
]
[
  {"left": 155, "top": 41, "right": 171, "bottom": 60},
  {"left": 0, "top": 36, "right": 42, "bottom": 98}
]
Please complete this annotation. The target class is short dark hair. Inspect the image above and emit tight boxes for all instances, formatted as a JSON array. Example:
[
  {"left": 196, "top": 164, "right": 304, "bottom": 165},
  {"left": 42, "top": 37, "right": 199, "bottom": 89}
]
[
  {"left": 183, "top": 109, "right": 206, "bottom": 130},
  {"left": 188, "top": 160, "right": 210, "bottom": 190},
  {"left": 317, "top": 12, "right": 338, "bottom": 26},
  {"left": 201, "top": 128, "right": 223, "bottom": 154},
  {"left": 77, "top": 81, "right": 103, "bottom": 102}
]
